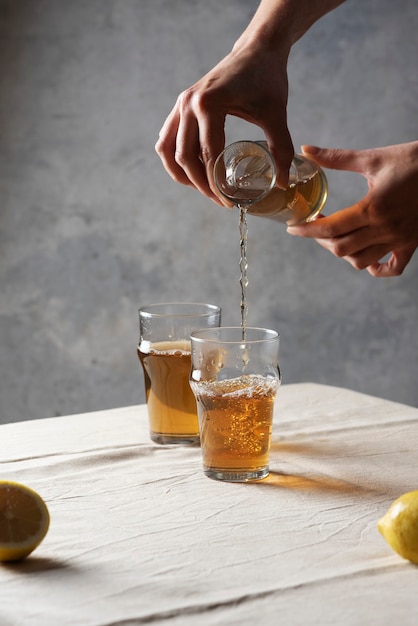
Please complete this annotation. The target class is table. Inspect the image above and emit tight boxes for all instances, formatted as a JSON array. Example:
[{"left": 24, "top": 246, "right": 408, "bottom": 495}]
[{"left": 1, "top": 383, "right": 417, "bottom": 625}]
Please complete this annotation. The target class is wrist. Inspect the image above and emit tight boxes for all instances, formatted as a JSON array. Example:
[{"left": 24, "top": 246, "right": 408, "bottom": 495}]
[
  {"left": 234, "top": 0, "right": 346, "bottom": 54},
  {"left": 233, "top": 3, "right": 294, "bottom": 57}
]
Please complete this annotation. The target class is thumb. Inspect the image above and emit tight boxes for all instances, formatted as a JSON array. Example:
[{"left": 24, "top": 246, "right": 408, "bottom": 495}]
[
  {"left": 265, "top": 127, "right": 294, "bottom": 189},
  {"left": 301, "top": 145, "right": 367, "bottom": 175}
]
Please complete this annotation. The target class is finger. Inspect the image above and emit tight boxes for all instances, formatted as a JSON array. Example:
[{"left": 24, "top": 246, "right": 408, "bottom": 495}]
[
  {"left": 155, "top": 107, "right": 196, "bottom": 188},
  {"left": 287, "top": 203, "right": 370, "bottom": 239},
  {"left": 175, "top": 106, "right": 222, "bottom": 203},
  {"left": 175, "top": 89, "right": 228, "bottom": 205},
  {"left": 316, "top": 225, "right": 384, "bottom": 258},
  {"left": 264, "top": 122, "right": 294, "bottom": 190},
  {"left": 196, "top": 106, "right": 229, "bottom": 204},
  {"left": 314, "top": 236, "right": 391, "bottom": 270},
  {"left": 346, "top": 243, "right": 393, "bottom": 270},
  {"left": 301, "top": 145, "right": 371, "bottom": 175},
  {"left": 367, "top": 246, "right": 416, "bottom": 278}
]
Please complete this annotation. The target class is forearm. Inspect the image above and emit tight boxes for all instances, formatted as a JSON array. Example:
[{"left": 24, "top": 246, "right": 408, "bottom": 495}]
[{"left": 234, "top": 0, "right": 346, "bottom": 53}]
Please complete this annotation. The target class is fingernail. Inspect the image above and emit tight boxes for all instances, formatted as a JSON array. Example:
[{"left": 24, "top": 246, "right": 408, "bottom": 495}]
[{"left": 301, "top": 145, "right": 320, "bottom": 155}]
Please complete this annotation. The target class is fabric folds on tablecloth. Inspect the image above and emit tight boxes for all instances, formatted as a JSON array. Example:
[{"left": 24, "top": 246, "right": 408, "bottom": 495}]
[{"left": 0, "top": 383, "right": 417, "bottom": 625}]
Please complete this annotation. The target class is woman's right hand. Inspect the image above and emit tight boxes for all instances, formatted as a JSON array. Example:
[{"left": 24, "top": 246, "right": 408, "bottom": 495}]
[{"left": 155, "top": 39, "right": 294, "bottom": 206}]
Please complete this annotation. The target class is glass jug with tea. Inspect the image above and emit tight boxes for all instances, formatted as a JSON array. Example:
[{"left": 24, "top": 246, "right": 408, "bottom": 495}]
[{"left": 213, "top": 140, "right": 328, "bottom": 225}]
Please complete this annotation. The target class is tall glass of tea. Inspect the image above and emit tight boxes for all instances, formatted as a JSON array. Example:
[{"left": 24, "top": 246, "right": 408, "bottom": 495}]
[
  {"left": 190, "top": 326, "right": 281, "bottom": 481},
  {"left": 138, "top": 302, "right": 221, "bottom": 445}
]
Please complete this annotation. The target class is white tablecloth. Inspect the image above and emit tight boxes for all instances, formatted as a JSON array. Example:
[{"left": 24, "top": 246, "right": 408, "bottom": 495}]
[{"left": 1, "top": 383, "right": 417, "bottom": 625}]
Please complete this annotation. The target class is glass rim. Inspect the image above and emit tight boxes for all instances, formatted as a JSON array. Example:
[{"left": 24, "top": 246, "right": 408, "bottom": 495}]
[
  {"left": 190, "top": 326, "right": 279, "bottom": 344},
  {"left": 139, "top": 302, "right": 221, "bottom": 319},
  {"left": 213, "top": 140, "right": 277, "bottom": 204}
]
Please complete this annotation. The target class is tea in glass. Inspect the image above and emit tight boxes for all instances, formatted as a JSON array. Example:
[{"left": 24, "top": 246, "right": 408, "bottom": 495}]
[
  {"left": 138, "top": 302, "right": 221, "bottom": 444},
  {"left": 190, "top": 327, "right": 281, "bottom": 481}
]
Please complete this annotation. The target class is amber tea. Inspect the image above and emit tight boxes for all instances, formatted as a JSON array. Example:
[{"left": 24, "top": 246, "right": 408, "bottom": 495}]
[
  {"left": 138, "top": 302, "right": 221, "bottom": 445},
  {"left": 138, "top": 340, "right": 198, "bottom": 443},
  {"left": 190, "top": 375, "right": 279, "bottom": 481},
  {"left": 190, "top": 327, "right": 281, "bottom": 482},
  {"left": 247, "top": 162, "right": 327, "bottom": 224}
]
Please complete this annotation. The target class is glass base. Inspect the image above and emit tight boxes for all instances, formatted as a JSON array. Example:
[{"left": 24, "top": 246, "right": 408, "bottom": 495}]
[
  {"left": 204, "top": 466, "right": 269, "bottom": 482},
  {"left": 150, "top": 431, "right": 200, "bottom": 445}
]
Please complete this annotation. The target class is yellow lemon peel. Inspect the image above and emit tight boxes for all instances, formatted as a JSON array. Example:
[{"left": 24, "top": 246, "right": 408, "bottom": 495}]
[
  {"left": 0, "top": 480, "right": 50, "bottom": 562},
  {"left": 377, "top": 490, "right": 418, "bottom": 564}
]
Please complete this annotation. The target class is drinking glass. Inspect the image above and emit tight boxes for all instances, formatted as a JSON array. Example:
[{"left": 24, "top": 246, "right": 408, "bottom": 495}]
[
  {"left": 190, "top": 327, "right": 281, "bottom": 481},
  {"left": 138, "top": 302, "right": 221, "bottom": 445}
]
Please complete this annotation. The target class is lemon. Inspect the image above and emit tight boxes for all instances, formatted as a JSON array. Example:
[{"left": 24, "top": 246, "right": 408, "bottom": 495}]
[
  {"left": 0, "top": 480, "right": 50, "bottom": 562},
  {"left": 377, "top": 490, "right": 418, "bottom": 564}
]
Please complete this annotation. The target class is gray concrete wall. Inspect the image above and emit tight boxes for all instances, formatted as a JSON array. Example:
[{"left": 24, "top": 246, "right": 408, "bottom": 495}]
[{"left": 1, "top": 0, "right": 417, "bottom": 423}]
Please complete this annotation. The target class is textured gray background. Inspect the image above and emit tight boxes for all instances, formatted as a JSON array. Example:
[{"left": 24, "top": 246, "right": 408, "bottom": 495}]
[{"left": 1, "top": 0, "right": 417, "bottom": 423}]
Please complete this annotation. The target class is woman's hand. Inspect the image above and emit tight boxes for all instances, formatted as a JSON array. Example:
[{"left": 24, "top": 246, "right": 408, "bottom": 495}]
[
  {"left": 155, "top": 43, "right": 294, "bottom": 206},
  {"left": 155, "top": 0, "right": 345, "bottom": 206},
  {"left": 287, "top": 142, "right": 418, "bottom": 277}
]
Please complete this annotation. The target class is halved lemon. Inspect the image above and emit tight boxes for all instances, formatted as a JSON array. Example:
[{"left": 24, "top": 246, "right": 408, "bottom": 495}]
[{"left": 0, "top": 480, "right": 50, "bottom": 562}]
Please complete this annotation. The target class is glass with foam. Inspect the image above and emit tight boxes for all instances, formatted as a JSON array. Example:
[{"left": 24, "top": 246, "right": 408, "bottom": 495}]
[{"left": 138, "top": 302, "right": 221, "bottom": 444}]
